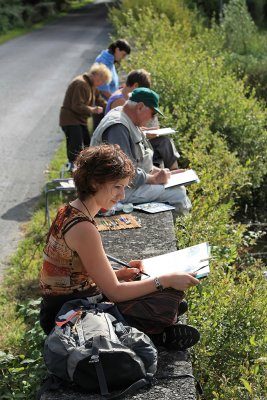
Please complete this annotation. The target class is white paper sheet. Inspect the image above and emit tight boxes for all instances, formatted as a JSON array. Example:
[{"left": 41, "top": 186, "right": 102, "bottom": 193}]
[
  {"left": 142, "top": 242, "right": 210, "bottom": 278},
  {"left": 143, "top": 127, "right": 176, "bottom": 136},
  {"left": 165, "top": 169, "right": 200, "bottom": 188}
]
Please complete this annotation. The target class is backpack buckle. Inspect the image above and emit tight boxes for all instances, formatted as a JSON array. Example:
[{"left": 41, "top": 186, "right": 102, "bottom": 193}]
[{"left": 89, "top": 355, "right": 99, "bottom": 363}]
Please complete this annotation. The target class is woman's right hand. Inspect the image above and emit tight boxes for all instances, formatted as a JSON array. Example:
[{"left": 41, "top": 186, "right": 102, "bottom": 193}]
[{"left": 161, "top": 272, "right": 200, "bottom": 291}]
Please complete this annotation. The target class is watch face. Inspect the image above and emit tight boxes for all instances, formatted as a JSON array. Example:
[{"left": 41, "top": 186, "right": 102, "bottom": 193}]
[{"left": 154, "top": 277, "right": 163, "bottom": 291}]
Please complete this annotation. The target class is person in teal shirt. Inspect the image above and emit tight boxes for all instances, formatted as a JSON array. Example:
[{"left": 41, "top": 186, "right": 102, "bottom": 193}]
[
  {"left": 93, "top": 39, "right": 131, "bottom": 129},
  {"left": 95, "top": 39, "right": 131, "bottom": 99}
]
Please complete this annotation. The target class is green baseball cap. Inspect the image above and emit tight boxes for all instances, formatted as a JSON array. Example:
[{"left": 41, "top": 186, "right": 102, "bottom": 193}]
[{"left": 130, "top": 88, "right": 164, "bottom": 116}]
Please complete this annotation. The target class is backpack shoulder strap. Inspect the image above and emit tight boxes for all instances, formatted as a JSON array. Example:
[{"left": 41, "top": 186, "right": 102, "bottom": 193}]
[{"left": 91, "top": 323, "right": 152, "bottom": 400}]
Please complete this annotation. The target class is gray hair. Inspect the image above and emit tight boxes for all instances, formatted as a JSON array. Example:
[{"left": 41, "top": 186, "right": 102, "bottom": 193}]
[{"left": 126, "top": 100, "right": 138, "bottom": 108}]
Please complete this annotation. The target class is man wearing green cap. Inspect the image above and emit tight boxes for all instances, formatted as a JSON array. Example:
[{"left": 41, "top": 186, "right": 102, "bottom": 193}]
[
  {"left": 90, "top": 88, "right": 191, "bottom": 214},
  {"left": 105, "top": 71, "right": 180, "bottom": 171},
  {"left": 129, "top": 87, "right": 165, "bottom": 116}
]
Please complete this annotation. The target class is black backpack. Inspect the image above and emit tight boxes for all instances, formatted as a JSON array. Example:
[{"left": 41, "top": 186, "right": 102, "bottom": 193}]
[{"left": 43, "top": 299, "right": 158, "bottom": 399}]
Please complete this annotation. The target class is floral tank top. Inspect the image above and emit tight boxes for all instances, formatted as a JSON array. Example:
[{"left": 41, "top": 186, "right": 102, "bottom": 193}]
[{"left": 40, "top": 204, "right": 100, "bottom": 297}]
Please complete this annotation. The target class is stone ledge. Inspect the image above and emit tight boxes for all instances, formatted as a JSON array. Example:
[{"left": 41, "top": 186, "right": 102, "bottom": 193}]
[{"left": 41, "top": 211, "right": 197, "bottom": 400}]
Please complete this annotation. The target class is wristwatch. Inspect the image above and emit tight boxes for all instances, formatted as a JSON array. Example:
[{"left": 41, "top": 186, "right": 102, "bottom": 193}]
[{"left": 154, "top": 277, "right": 163, "bottom": 292}]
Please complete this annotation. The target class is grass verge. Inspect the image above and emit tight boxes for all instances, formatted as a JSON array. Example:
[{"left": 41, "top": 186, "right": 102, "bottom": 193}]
[
  {"left": 0, "top": 141, "right": 76, "bottom": 398},
  {"left": 0, "top": 142, "right": 65, "bottom": 344}
]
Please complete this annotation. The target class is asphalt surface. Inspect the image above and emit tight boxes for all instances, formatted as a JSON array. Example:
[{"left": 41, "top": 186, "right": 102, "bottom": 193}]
[{"left": 0, "top": 0, "right": 113, "bottom": 279}]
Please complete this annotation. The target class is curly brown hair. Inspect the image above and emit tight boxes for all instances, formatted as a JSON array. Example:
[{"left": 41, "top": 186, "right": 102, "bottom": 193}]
[{"left": 73, "top": 144, "right": 135, "bottom": 201}]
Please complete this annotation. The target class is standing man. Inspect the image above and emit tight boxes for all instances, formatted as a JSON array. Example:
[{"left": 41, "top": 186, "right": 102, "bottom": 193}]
[
  {"left": 91, "top": 88, "right": 191, "bottom": 215},
  {"left": 59, "top": 63, "right": 111, "bottom": 169}
]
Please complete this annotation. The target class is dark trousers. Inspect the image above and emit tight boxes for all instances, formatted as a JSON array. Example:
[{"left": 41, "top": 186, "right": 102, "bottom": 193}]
[
  {"left": 62, "top": 125, "right": 91, "bottom": 163},
  {"left": 92, "top": 112, "right": 105, "bottom": 131},
  {"left": 40, "top": 288, "right": 184, "bottom": 336},
  {"left": 150, "top": 136, "right": 179, "bottom": 169}
]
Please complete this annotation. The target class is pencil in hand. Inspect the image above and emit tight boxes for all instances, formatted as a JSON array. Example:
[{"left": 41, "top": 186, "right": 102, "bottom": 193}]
[{"left": 107, "top": 254, "right": 150, "bottom": 277}]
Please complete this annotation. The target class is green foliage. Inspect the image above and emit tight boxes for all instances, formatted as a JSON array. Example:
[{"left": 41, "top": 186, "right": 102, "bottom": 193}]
[
  {"left": 188, "top": 265, "right": 267, "bottom": 399},
  {"left": 184, "top": 0, "right": 267, "bottom": 103},
  {"left": 108, "top": 1, "right": 267, "bottom": 398},
  {"left": 186, "top": 0, "right": 267, "bottom": 27},
  {"left": 0, "top": 0, "right": 56, "bottom": 34},
  {"left": 0, "top": 0, "right": 93, "bottom": 35},
  {"left": 0, "top": 143, "right": 69, "bottom": 399},
  {"left": 0, "top": 0, "right": 25, "bottom": 34},
  {"left": 220, "top": 0, "right": 267, "bottom": 102},
  {"left": 175, "top": 130, "right": 247, "bottom": 248},
  {"left": 0, "top": 299, "right": 46, "bottom": 400},
  {"left": 184, "top": 0, "right": 228, "bottom": 21},
  {"left": 222, "top": 0, "right": 257, "bottom": 54},
  {"left": 110, "top": 3, "right": 267, "bottom": 190},
  {"left": 109, "top": 0, "right": 198, "bottom": 28}
]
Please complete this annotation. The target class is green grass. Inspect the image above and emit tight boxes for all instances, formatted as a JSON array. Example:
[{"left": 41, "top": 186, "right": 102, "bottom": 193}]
[
  {"left": 0, "top": 140, "right": 78, "bottom": 398},
  {"left": 0, "top": 142, "right": 65, "bottom": 348}
]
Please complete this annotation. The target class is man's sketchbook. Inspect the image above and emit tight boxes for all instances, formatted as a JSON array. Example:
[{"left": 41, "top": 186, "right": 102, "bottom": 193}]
[
  {"left": 142, "top": 242, "right": 210, "bottom": 279},
  {"left": 165, "top": 169, "right": 200, "bottom": 188},
  {"left": 143, "top": 127, "right": 176, "bottom": 136}
]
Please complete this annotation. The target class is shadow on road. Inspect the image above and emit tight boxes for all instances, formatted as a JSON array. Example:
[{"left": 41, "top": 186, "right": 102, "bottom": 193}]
[{"left": 1, "top": 195, "right": 41, "bottom": 222}]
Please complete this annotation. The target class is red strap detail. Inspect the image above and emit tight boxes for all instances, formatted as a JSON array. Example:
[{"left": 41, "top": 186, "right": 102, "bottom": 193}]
[{"left": 56, "top": 310, "right": 82, "bottom": 327}]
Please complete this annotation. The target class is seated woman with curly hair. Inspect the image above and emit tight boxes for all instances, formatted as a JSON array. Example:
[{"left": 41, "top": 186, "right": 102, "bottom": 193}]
[{"left": 39, "top": 144, "right": 200, "bottom": 350}]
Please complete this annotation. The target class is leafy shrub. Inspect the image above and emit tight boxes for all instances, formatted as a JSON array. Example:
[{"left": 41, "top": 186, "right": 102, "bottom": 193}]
[
  {"left": 31, "top": 2, "right": 56, "bottom": 23},
  {"left": 183, "top": 0, "right": 267, "bottom": 102},
  {"left": 0, "top": 299, "right": 46, "bottom": 400},
  {"left": 0, "top": 0, "right": 54, "bottom": 33},
  {"left": 0, "top": 0, "right": 25, "bottom": 33},
  {"left": 175, "top": 129, "right": 247, "bottom": 247},
  {"left": 108, "top": 1, "right": 267, "bottom": 398},
  {"left": 188, "top": 263, "right": 267, "bottom": 399},
  {"left": 0, "top": 1, "right": 84, "bottom": 34},
  {"left": 110, "top": 3, "right": 267, "bottom": 190},
  {"left": 186, "top": 0, "right": 267, "bottom": 27},
  {"left": 222, "top": 0, "right": 257, "bottom": 54},
  {"left": 109, "top": 0, "right": 197, "bottom": 29},
  {"left": 220, "top": 0, "right": 267, "bottom": 102}
]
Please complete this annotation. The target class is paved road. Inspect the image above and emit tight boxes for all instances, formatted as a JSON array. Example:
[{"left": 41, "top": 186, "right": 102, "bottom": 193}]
[{"left": 0, "top": 0, "right": 112, "bottom": 278}]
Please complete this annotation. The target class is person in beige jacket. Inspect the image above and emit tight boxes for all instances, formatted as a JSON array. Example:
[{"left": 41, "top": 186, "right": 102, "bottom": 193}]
[{"left": 59, "top": 63, "right": 111, "bottom": 169}]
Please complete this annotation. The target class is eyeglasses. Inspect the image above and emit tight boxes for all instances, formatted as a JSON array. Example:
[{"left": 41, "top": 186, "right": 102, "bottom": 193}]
[{"left": 146, "top": 106, "right": 156, "bottom": 117}]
